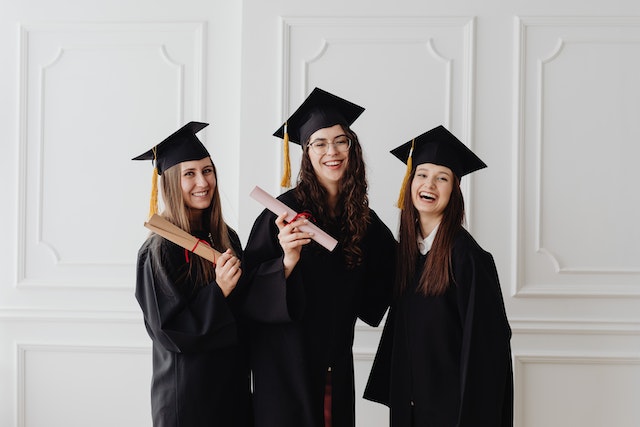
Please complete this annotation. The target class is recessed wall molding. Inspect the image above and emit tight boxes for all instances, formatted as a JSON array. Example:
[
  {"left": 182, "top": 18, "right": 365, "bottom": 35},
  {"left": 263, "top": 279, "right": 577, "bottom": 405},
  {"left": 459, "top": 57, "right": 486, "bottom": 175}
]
[
  {"left": 279, "top": 15, "right": 477, "bottom": 226},
  {"left": 16, "top": 342, "right": 150, "bottom": 426},
  {"left": 512, "top": 16, "right": 640, "bottom": 297},
  {"left": 17, "top": 21, "right": 206, "bottom": 290},
  {"left": 0, "top": 307, "right": 141, "bottom": 323}
]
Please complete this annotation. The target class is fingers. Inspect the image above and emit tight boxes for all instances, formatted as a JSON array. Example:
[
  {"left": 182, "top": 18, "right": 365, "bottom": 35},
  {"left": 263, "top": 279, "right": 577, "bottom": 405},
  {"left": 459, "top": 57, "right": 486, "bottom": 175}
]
[
  {"left": 215, "top": 249, "right": 242, "bottom": 277},
  {"left": 276, "top": 213, "right": 314, "bottom": 249}
]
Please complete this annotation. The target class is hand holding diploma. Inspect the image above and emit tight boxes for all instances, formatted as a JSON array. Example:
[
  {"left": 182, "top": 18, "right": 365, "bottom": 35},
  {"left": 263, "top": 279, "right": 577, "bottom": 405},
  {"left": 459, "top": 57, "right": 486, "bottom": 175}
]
[
  {"left": 144, "top": 214, "right": 221, "bottom": 264},
  {"left": 249, "top": 186, "right": 338, "bottom": 251}
]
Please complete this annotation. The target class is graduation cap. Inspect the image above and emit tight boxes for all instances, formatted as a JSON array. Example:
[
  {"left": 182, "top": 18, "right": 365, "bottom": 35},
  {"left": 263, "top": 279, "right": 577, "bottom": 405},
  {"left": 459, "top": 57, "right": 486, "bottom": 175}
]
[
  {"left": 274, "top": 87, "right": 365, "bottom": 187},
  {"left": 391, "top": 125, "right": 487, "bottom": 208},
  {"left": 132, "top": 121, "right": 210, "bottom": 218}
]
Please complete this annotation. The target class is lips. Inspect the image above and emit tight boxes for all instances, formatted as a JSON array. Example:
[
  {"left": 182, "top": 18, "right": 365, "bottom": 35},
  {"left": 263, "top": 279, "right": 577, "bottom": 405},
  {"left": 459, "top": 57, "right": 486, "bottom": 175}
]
[
  {"left": 323, "top": 160, "right": 343, "bottom": 168},
  {"left": 419, "top": 191, "right": 436, "bottom": 201},
  {"left": 192, "top": 190, "right": 208, "bottom": 197}
]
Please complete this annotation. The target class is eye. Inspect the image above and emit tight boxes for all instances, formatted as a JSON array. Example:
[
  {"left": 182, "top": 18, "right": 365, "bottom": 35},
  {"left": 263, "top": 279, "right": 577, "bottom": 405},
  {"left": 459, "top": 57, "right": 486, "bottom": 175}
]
[
  {"left": 203, "top": 167, "right": 214, "bottom": 175},
  {"left": 437, "top": 176, "right": 448, "bottom": 182},
  {"left": 313, "top": 141, "right": 328, "bottom": 150},
  {"left": 335, "top": 137, "right": 349, "bottom": 146},
  {"left": 183, "top": 171, "right": 194, "bottom": 177}
]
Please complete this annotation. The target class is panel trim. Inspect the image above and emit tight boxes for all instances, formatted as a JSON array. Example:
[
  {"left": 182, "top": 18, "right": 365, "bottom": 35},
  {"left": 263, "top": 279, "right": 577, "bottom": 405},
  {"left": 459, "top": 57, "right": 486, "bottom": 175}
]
[
  {"left": 16, "top": 342, "right": 150, "bottom": 427},
  {"left": 512, "top": 16, "right": 640, "bottom": 298},
  {"left": 279, "top": 16, "right": 477, "bottom": 215},
  {"left": 16, "top": 21, "right": 206, "bottom": 290},
  {"left": 513, "top": 352, "right": 640, "bottom": 427},
  {"left": 356, "top": 317, "right": 640, "bottom": 335},
  {"left": 0, "top": 307, "right": 141, "bottom": 323}
]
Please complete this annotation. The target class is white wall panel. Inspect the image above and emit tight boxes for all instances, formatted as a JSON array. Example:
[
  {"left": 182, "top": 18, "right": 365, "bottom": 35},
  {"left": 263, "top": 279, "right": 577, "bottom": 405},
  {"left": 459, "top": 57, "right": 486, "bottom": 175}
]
[
  {"left": 514, "top": 354, "right": 640, "bottom": 427},
  {"left": 18, "top": 22, "right": 205, "bottom": 289},
  {"left": 514, "top": 17, "right": 640, "bottom": 297},
  {"left": 18, "top": 343, "right": 151, "bottom": 427},
  {"left": 1, "top": 1, "right": 639, "bottom": 426}
]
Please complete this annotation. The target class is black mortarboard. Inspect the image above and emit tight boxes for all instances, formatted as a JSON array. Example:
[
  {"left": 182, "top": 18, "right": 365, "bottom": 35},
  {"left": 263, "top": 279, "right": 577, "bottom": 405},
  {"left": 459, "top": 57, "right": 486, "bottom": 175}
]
[
  {"left": 391, "top": 125, "right": 487, "bottom": 207},
  {"left": 273, "top": 87, "right": 365, "bottom": 187},
  {"left": 132, "top": 121, "right": 210, "bottom": 175},
  {"left": 132, "top": 121, "right": 210, "bottom": 217}
]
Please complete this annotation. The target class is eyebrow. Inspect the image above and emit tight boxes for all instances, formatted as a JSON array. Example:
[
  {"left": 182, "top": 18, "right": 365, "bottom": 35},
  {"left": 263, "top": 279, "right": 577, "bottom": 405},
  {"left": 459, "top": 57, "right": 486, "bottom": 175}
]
[{"left": 182, "top": 164, "right": 213, "bottom": 172}]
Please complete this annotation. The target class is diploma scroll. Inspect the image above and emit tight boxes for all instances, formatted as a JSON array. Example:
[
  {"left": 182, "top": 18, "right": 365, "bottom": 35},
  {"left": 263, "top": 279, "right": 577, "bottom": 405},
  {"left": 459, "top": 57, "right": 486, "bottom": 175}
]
[
  {"left": 144, "top": 214, "right": 222, "bottom": 264},
  {"left": 249, "top": 186, "right": 338, "bottom": 251}
]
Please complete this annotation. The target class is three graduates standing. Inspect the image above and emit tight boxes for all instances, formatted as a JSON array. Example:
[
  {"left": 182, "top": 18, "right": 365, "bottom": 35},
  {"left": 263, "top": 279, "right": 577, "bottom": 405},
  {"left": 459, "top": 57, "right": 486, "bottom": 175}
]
[{"left": 133, "top": 96, "right": 513, "bottom": 426}]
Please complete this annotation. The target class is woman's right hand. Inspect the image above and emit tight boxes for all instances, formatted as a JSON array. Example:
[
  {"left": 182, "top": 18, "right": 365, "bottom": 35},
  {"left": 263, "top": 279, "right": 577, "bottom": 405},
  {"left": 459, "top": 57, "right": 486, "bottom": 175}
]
[
  {"left": 215, "top": 249, "right": 242, "bottom": 297},
  {"left": 276, "top": 212, "right": 313, "bottom": 278}
]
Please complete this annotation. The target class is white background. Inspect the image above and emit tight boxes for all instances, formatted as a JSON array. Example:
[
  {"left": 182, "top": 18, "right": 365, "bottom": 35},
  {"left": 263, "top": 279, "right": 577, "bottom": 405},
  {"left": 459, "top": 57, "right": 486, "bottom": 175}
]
[{"left": 1, "top": 0, "right": 639, "bottom": 426}]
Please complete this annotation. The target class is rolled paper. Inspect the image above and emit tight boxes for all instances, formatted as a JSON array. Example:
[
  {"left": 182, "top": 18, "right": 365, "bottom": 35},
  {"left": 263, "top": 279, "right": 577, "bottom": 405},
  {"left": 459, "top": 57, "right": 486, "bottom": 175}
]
[
  {"left": 144, "top": 214, "right": 222, "bottom": 263},
  {"left": 249, "top": 186, "right": 338, "bottom": 251}
]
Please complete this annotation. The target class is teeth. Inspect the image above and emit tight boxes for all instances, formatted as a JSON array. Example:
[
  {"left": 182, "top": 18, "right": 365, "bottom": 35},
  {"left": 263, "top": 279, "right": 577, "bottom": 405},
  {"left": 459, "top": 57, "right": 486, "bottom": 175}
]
[
  {"left": 325, "top": 161, "right": 341, "bottom": 166},
  {"left": 419, "top": 192, "right": 435, "bottom": 200},
  {"left": 193, "top": 191, "right": 208, "bottom": 196}
]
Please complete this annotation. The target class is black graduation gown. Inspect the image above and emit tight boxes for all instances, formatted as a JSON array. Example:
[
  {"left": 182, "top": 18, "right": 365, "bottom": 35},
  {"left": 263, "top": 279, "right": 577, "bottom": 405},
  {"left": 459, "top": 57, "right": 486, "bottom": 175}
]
[
  {"left": 242, "top": 190, "right": 396, "bottom": 427},
  {"left": 364, "top": 228, "right": 513, "bottom": 426},
  {"left": 135, "top": 228, "right": 253, "bottom": 427}
]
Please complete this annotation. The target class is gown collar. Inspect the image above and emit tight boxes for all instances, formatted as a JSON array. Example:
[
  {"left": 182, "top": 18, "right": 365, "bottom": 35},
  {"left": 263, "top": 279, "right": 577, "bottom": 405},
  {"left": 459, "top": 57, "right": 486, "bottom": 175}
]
[{"left": 417, "top": 223, "right": 439, "bottom": 255}]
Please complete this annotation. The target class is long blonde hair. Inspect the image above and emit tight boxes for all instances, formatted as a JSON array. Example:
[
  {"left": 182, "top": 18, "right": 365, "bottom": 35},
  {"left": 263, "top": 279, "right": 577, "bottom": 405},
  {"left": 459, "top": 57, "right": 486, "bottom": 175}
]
[{"left": 160, "top": 158, "right": 233, "bottom": 286}]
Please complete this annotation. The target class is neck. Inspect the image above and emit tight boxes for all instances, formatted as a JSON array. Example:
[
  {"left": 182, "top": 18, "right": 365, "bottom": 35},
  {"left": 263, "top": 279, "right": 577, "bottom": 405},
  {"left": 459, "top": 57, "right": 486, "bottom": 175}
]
[
  {"left": 323, "top": 182, "right": 340, "bottom": 214},
  {"left": 188, "top": 209, "right": 204, "bottom": 230},
  {"left": 419, "top": 214, "right": 441, "bottom": 238}
]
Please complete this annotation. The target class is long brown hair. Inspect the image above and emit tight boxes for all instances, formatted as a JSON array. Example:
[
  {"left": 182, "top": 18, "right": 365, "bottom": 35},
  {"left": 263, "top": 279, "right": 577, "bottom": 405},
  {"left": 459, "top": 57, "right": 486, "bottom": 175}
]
[
  {"left": 396, "top": 168, "right": 464, "bottom": 296},
  {"left": 294, "top": 126, "right": 370, "bottom": 268},
  {"left": 160, "top": 158, "right": 233, "bottom": 286}
]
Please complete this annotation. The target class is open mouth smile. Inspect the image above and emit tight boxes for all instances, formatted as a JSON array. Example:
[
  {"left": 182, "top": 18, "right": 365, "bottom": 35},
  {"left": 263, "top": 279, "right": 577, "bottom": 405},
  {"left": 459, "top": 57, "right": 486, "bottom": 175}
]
[{"left": 419, "top": 191, "right": 436, "bottom": 201}]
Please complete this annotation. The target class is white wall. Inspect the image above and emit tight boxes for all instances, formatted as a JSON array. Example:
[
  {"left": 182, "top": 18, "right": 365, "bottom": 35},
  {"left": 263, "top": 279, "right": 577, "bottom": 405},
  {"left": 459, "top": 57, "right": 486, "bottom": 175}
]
[{"left": 1, "top": 0, "right": 639, "bottom": 426}]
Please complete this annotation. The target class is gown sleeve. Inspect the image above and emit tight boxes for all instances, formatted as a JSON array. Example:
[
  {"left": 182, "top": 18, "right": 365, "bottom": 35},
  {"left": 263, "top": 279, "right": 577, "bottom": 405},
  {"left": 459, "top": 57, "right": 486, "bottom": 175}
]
[
  {"left": 356, "top": 210, "right": 397, "bottom": 327},
  {"left": 363, "top": 304, "right": 396, "bottom": 406},
  {"left": 135, "top": 235, "right": 238, "bottom": 353},
  {"left": 241, "top": 205, "right": 306, "bottom": 323},
  {"left": 454, "top": 237, "right": 513, "bottom": 426}
]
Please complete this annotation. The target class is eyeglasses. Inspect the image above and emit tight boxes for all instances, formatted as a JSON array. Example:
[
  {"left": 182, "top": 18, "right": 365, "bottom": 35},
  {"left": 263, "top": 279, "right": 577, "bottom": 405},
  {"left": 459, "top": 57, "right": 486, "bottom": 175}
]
[{"left": 307, "top": 137, "right": 352, "bottom": 155}]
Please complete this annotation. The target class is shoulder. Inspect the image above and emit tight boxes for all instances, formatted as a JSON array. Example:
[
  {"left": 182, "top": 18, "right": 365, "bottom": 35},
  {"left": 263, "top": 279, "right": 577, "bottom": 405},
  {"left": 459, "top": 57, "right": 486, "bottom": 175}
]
[
  {"left": 136, "top": 234, "right": 184, "bottom": 276},
  {"left": 365, "top": 209, "right": 396, "bottom": 242},
  {"left": 277, "top": 188, "right": 299, "bottom": 209},
  {"left": 452, "top": 228, "right": 495, "bottom": 264},
  {"left": 453, "top": 228, "right": 485, "bottom": 253},
  {"left": 138, "top": 233, "right": 165, "bottom": 258},
  {"left": 225, "top": 224, "right": 243, "bottom": 253}
]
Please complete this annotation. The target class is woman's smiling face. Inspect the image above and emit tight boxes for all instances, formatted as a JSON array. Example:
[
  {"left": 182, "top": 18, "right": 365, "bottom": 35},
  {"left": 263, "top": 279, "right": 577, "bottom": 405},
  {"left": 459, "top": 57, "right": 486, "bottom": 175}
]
[
  {"left": 180, "top": 157, "right": 216, "bottom": 212},
  {"left": 306, "top": 124, "right": 350, "bottom": 191},
  {"left": 411, "top": 163, "right": 454, "bottom": 222}
]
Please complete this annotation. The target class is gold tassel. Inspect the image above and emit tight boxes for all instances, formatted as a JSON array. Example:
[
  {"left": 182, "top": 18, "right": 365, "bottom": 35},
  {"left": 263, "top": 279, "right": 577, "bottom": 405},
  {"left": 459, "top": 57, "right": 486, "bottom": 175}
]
[
  {"left": 148, "top": 146, "right": 159, "bottom": 218},
  {"left": 396, "top": 139, "right": 415, "bottom": 208},
  {"left": 280, "top": 122, "right": 292, "bottom": 188},
  {"left": 149, "top": 166, "right": 159, "bottom": 219}
]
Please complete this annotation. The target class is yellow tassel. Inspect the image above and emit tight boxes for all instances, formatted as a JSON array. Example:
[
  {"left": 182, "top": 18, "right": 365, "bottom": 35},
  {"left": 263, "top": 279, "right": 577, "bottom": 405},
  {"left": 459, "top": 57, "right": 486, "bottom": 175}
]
[
  {"left": 396, "top": 139, "right": 415, "bottom": 208},
  {"left": 149, "top": 166, "right": 159, "bottom": 219},
  {"left": 280, "top": 122, "right": 292, "bottom": 188}
]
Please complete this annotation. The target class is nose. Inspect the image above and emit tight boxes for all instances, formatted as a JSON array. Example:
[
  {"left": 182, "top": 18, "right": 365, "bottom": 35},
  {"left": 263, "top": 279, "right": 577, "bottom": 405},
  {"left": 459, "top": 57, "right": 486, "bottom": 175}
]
[
  {"left": 326, "top": 142, "right": 339, "bottom": 154},
  {"left": 195, "top": 172, "right": 208, "bottom": 186}
]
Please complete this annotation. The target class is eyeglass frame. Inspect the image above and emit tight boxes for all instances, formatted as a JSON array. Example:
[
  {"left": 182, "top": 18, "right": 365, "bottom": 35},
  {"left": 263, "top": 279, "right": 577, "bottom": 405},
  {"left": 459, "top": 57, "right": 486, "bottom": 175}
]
[{"left": 306, "top": 136, "right": 352, "bottom": 155}]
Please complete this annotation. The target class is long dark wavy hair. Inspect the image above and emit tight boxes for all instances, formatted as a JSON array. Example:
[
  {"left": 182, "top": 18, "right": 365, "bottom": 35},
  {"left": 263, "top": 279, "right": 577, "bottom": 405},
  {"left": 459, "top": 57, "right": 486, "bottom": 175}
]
[
  {"left": 159, "top": 158, "right": 233, "bottom": 287},
  {"left": 396, "top": 167, "right": 465, "bottom": 296},
  {"left": 294, "top": 125, "right": 370, "bottom": 269}
]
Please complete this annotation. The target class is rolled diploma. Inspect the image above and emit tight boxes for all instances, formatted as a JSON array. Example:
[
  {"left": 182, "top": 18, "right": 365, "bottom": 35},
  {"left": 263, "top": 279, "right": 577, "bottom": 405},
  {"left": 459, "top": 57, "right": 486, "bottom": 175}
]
[
  {"left": 144, "top": 214, "right": 222, "bottom": 263},
  {"left": 249, "top": 186, "right": 338, "bottom": 251}
]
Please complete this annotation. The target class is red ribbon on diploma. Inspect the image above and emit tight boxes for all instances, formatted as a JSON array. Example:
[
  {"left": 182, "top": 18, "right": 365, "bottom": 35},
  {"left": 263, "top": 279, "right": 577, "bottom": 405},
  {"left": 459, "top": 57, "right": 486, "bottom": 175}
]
[{"left": 249, "top": 186, "right": 338, "bottom": 252}]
